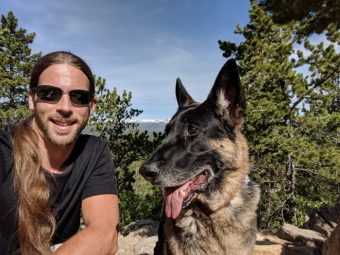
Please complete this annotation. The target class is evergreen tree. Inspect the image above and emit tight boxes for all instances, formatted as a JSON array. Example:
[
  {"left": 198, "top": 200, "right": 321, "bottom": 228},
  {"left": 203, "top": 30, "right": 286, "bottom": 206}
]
[
  {"left": 0, "top": 11, "right": 40, "bottom": 128},
  {"left": 219, "top": 2, "right": 339, "bottom": 230},
  {"left": 89, "top": 77, "right": 165, "bottom": 225},
  {"left": 89, "top": 77, "right": 165, "bottom": 173},
  {"left": 258, "top": 0, "right": 339, "bottom": 38}
]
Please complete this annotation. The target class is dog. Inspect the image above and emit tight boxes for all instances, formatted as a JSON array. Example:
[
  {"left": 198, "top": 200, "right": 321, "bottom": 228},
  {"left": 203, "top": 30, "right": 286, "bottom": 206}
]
[{"left": 139, "top": 59, "right": 260, "bottom": 255}]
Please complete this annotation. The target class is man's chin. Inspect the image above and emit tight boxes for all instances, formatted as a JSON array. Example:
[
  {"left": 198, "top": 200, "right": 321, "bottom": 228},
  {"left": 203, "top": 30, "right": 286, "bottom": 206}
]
[{"left": 47, "top": 132, "right": 79, "bottom": 148}]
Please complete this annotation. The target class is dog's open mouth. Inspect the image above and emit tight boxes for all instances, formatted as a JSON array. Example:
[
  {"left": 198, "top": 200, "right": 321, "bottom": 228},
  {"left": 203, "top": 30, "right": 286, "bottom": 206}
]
[{"left": 164, "top": 171, "right": 209, "bottom": 219}]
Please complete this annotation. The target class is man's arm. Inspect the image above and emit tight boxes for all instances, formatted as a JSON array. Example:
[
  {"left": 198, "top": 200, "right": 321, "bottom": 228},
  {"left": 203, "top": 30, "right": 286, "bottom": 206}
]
[{"left": 54, "top": 194, "right": 119, "bottom": 255}]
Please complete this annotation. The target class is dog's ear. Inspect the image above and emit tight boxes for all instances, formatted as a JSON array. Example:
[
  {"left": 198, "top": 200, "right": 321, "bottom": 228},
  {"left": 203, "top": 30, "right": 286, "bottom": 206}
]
[
  {"left": 205, "top": 59, "right": 246, "bottom": 125},
  {"left": 176, "top": 78, "right": 196, "bottom": 107}
]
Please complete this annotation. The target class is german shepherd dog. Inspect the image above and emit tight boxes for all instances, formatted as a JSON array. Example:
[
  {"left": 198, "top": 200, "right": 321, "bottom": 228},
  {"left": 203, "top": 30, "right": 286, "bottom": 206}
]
[{"left": 139, "top": 59, "right": 260, "bottom": 255}]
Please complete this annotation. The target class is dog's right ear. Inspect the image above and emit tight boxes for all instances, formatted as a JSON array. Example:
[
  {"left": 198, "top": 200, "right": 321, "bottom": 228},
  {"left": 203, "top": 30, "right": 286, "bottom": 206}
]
[{"left": 176, "top": 78, "right": 196, "bottom": 108}]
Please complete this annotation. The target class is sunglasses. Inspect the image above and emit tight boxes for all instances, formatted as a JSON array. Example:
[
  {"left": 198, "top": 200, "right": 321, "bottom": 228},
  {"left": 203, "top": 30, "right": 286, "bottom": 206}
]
[{"left": 32, "top": 85, "right": 93, "bottom": 106}]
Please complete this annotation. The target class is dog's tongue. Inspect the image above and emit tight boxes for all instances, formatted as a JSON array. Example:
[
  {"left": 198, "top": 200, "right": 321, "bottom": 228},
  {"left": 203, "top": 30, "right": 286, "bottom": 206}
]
[
  {"left": 164, "top": 173, "right": 208, "bottom": 219},
  {"left": 165, "top": 182, "right": 190, "bottom": 219}
]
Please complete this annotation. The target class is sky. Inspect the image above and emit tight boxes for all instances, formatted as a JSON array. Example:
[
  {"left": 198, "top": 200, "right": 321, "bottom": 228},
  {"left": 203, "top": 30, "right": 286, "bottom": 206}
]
[{"left": 1, "top": 0, "right": 251, "bottom": 121}]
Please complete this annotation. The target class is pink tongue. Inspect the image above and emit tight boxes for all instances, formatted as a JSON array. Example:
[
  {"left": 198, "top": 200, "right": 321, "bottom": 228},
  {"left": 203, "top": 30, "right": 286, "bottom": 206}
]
[
  {"left": 164, "top": 173, "right": 209, "bottom": 219},
  {"left": 165, "top": 182, "right": 191, "bottom": 219}
]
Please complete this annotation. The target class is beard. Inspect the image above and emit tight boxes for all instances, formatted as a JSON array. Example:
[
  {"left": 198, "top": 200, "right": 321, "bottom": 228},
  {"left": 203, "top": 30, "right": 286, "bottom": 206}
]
[{"left": 33, "top": 111, "right": 89, "bottom": 148}]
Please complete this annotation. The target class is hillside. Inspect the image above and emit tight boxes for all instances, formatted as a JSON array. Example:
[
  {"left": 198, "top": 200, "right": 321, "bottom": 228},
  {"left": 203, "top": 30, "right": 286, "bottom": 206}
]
[
  {"left": 83, "top": 120, "right": 167, "bottom": 135},
  {"left": 136, "top": 120, "right": 167, "bottom": 133}
]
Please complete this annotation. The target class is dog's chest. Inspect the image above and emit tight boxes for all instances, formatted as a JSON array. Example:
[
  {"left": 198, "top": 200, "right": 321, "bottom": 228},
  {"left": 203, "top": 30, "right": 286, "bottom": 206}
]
[
  {"left": 175, "top": 212, "right": 202, "bottom": 236},
  {"left": 165, "top": 210, "right": 226, "bottom": 254}
]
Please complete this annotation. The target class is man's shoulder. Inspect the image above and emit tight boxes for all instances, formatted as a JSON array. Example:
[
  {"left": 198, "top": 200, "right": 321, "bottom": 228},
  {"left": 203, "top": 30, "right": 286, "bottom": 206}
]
[
  {"left": 77, "top": 134, "right": 109, "bottom": 155},
  {"left": 0, "top": 130, "right": 13, "bottom": 182},
  {"left": 72, "top": 135, "right": 113, "bottom": 173},
  {"left": 78, "top": 134, "right": 107, "bottom": 146},
  {"left": 0, "top": 130, "right": 12, "bottom": 151}
]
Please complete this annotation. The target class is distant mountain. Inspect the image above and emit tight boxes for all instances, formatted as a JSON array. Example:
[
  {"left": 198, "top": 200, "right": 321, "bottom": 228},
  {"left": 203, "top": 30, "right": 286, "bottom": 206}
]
[
  {"left": 83, "top": 119, "right": 167, "bottom": 135},
  {"left": 132, "top": 119, "right": 167, "bottom": 133},
  {"left": 136, "top": 121, "right": 167, "bottom": 133}
]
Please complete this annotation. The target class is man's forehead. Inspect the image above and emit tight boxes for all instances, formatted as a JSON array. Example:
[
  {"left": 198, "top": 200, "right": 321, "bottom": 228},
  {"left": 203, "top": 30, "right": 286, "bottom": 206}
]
[{"left": 38, "top": 64, "right": 90, "bottom": 90}]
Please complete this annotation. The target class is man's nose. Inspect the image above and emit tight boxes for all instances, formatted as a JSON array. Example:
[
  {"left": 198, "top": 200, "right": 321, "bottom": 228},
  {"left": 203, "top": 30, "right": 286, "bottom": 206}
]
[{"left": 56, "top": 94, "right": 73, "bottom": 112}]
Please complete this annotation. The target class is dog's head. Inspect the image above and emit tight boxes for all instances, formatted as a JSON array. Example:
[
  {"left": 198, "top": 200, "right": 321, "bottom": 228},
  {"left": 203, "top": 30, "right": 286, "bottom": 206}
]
[{"left": 139, "top": 59, "right": 249, "bottom": 219}]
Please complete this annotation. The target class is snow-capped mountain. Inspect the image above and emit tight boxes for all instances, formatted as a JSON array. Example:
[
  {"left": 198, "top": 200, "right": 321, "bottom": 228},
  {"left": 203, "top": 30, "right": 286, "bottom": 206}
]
[{"left": 131, "top": 119, "right": 168, "bottom": 133}]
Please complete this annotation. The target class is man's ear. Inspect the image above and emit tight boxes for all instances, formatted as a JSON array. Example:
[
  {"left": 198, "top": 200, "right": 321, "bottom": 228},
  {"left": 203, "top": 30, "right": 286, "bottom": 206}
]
[
  {"left": 175, "top": 78, "right": 196, "bottom": 108},
  {"left": 204, "top": 59, "right": 246, "bottom": 122},
  {"left": 90, "top": 97, "right": 97, "bottom": 115},
  {"left": 28, "top": 90, "right": 35, "bottom": 111}
]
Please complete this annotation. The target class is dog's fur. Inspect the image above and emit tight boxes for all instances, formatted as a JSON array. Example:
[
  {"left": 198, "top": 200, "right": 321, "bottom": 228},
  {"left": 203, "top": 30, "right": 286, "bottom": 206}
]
[{"left": 139, "top": 59, "right": 260, "bottom": 255}]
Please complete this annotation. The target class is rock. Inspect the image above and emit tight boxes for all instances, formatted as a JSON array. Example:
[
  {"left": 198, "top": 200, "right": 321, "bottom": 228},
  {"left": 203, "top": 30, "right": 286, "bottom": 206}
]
[
  {"left": 322, "top": 222, "right": 340, "bottom": 255},
  {"left": 253, "top": 243, "right": 284, "bottom": 255},
  {"left": 121, "top": 219, "right": 159, "bottom": 237},
  {"left": 118, "top": 233, "right": 157, "bottom": 255},
  {"left": 305, "top": 202, "right": 340, "bottom": 237},
  {"left": 118, "top": 220, "right": 158, "bottom": 255},
  {"left": 254, "top": 232, "right": 288, "bottom": 255},
  {"left": 256, "top": 232, "right": 291, "bottom": 245},
  {"left": 278, "top": 223, "right": 326, "bottom": 248},
  {"left": 133, "top": 236, "right": 158, "bottom": 255},
  {"left": 117, "top": 220, "right": 330, "bottom": 255},
  {"left": 255, "top": 232, "right": 322, "bottom": 255},
  {"left": 284, "top": 245, "right": 321, "bottom": 255}
]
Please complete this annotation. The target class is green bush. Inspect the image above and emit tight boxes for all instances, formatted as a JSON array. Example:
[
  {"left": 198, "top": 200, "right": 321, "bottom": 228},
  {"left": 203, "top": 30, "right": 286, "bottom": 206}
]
[{"left": 119, "top": 161, "right": 163, "bottom": 226}]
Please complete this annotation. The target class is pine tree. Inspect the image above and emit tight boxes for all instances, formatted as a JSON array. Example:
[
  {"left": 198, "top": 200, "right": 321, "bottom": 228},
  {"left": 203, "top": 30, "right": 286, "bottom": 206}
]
[
  {"left": 0, "top": 11, "right": 40, "bottom": 128},
  {"left": 89, "top": 76, "right": 165, "bottom": 171},
  {"left": 89, "top": 77, "right": 165, "bottom": 225},
  {"left": 258, "top": 0, "right": 339, "bottom": 38},
  {"left": 219, "top": 2, "right": 339, "bottom": 230}
]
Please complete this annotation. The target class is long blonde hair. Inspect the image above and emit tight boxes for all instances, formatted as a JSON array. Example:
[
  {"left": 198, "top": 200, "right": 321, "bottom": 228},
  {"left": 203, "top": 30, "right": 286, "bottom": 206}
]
[
  {"left": 12, "top": 116, "right": 55, "bottom": 254},
  {"left": 12, "top": 51, "right": 95, "bottom": 254}
]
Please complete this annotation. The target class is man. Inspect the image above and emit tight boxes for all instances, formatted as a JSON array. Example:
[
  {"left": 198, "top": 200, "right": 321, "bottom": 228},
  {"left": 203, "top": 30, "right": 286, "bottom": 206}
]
[{"left": 0, "top": 51, "right": 119, "bottom": 255}]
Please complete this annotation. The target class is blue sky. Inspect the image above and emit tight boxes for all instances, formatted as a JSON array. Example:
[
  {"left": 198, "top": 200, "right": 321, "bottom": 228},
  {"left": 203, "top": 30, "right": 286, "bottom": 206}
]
[{"left": 1, "top": 0, "right": 251, "bottom": 121}]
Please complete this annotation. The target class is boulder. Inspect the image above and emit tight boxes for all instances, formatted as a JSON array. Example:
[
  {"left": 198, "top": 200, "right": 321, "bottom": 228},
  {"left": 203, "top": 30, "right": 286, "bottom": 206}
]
[
  {"left": 117, "top": 224, "right": 324, "bottom": 255},
  {"left": 278, "top": 223, "right": 326, "bottom": 248},
  {"left": 121, "top": 219, "right": 159, "bottom": 237},
  {"left": 118, "top": 219, "right": 158, "bottom": 255},
  {"left": 255, "top": 232, "right": 321, "bottom": 255},
  {"left": 117, "top": 219, "right": 336, "bottom": 255},
  {"left": 304, "top": 202, "right": 340, "bottom": 237},
  {"left": 322, "top": 222, "right": 340, "bottom": 255}
]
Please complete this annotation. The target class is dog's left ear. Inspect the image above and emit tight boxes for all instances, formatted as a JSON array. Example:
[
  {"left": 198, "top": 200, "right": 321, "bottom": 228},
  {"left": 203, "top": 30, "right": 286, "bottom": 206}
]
[{"left": 205, "top": 59, "right": 246, "bottom": 125}]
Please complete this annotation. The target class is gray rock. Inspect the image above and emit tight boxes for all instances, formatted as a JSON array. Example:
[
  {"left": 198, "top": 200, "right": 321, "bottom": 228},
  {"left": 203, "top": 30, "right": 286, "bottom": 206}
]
[
  {"left": 278, "top": 223, "right": 326, "bottom": 248},
  {"left": 118, "top": 219, "right": 158, "bottom": 255},
  {"left": 305, "top": 202, "right": 340, "bottom": 237},
  {"left": 121, "top": 219, "right": 159, "bottom": 237}
]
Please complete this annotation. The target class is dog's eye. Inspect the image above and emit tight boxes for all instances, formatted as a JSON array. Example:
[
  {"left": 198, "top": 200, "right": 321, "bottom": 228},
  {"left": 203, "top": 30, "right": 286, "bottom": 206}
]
[{"left": 187, "top": 125, "right": 199, "bottom": 136}]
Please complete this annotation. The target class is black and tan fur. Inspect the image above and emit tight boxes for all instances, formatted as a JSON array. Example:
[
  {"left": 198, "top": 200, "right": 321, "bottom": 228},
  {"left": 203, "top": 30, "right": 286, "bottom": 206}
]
[{"left": 139, "top": 59, "right": 260, "bottom": 255}]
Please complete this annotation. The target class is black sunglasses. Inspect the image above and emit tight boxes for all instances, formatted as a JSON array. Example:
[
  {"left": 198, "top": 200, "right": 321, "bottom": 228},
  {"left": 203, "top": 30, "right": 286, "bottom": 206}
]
[{"left": 32, "top": 85, "right": 93, "bottom": 106}]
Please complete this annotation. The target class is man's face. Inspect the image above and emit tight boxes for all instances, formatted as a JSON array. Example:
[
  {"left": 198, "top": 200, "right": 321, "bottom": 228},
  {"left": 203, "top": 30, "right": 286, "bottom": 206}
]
[{"left": 28, "top": 63, "right": 96, "bottom": 147}]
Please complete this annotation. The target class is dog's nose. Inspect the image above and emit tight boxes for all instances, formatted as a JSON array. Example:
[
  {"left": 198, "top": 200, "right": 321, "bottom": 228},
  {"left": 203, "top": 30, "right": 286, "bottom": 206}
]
[{"left": 139, "top": 163, "right": 160, "bottom": 182}]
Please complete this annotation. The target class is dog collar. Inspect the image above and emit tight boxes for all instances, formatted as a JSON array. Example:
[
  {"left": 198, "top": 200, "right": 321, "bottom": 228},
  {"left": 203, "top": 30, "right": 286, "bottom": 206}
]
[{"left": 245, "top": 176, "right": 251, "bottom": 186}]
